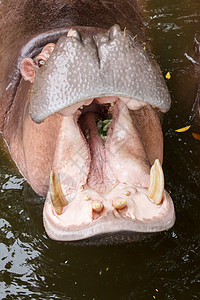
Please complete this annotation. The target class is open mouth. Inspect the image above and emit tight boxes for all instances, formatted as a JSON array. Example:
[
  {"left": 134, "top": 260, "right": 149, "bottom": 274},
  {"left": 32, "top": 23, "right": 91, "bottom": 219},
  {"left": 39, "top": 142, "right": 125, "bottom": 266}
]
[
  {"left": 43, "top": 96, "right": 175, "bottom": 241},
  {"left": 22, "top": 25, "right": 175, "bottom": 241}
]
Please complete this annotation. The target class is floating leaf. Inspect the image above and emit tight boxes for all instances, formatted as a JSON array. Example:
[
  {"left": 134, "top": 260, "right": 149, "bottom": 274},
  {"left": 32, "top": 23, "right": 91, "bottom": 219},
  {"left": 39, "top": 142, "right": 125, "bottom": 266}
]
[
  {"left": 192, "top": 132, "right": 200, "bottom": 140},
  {"left": 165, "top": 72, "right": 171, "bottom": 79},
  {"left": 175, "top": 125, "right": 191, "bottom": 132}
]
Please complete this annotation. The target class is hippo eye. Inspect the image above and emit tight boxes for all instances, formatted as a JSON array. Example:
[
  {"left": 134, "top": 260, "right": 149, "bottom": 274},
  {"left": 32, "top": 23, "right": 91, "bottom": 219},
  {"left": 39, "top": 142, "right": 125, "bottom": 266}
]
[{"left": 37, "top": 59, "right": 45, "bottom": 67}]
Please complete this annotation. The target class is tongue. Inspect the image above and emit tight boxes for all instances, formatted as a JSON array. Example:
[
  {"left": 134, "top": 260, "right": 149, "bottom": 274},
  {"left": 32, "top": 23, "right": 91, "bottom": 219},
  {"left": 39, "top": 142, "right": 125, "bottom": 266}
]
[
  {"left": 80, "top": 112, "right": 118, "bottom": 193},
  {"left": 52, "top": 99, "right": 150, "bottom": 195}
]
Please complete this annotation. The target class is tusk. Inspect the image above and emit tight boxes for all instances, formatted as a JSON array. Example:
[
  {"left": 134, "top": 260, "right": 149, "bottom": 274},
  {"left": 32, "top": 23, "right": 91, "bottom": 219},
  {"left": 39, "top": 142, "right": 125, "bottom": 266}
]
[
  {"left": 147, "top": 159, "right": 164, "bottom": 205},
  {"left": 113, "top": 198, "right": 127, "bottom": 210},
  {"left": 92, "top": 200, "right": 104, "bottom": 213},
  {"left": 49, "top": 170, "right": 68, "bottom": 215}
]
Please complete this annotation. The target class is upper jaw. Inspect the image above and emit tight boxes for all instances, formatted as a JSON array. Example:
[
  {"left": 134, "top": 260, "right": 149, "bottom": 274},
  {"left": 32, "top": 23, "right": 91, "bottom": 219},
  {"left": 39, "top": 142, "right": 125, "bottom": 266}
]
[{"left": 28, "top": 24, "right": 171, "bottom": 124}]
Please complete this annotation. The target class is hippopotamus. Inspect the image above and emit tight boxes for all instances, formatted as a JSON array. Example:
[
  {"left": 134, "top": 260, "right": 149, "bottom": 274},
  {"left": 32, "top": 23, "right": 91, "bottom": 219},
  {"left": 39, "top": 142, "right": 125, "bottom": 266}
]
[{"left": 0, "top": 0, "right": 175, "bottom": 243}]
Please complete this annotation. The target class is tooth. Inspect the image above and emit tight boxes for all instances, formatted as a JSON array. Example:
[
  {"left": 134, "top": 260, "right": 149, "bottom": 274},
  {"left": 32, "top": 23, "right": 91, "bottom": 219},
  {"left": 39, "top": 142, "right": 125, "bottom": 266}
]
[
  {"left": 123, "top": 190, "right": 130, "bottom": 196},
  {"left": 92, "top": 200, "right": 103, "bottom": 213},
  {"left": 147, "top": 159, "right": 164, "bottom": 205},
  {"left": 113, "top": 198, "right": 127, "bottom": 210},
  {"left": 49, "top": 170, "right": 68, "bottom": 215}
]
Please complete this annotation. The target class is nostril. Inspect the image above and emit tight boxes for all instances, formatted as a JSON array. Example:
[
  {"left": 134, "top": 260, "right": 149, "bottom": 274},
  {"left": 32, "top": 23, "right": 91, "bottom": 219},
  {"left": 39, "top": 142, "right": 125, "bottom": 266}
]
[
  {"left": 109, "top": 24, "right": 121, "bottom": 39},
  {"left": 67, "top": 29, "right": 82, "bottom": 41}
]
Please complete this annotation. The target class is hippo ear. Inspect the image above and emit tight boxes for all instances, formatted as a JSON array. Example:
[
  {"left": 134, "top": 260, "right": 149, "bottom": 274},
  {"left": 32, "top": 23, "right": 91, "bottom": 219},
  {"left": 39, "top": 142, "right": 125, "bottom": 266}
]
[{"left": 20, "top": 58, "right": 36, "bottom": 83}]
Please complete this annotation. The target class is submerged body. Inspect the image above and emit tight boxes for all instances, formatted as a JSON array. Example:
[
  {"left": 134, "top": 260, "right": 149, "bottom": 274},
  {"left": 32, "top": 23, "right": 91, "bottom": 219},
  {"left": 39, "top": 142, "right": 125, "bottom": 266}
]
[{"left": 0, "top": 0, "right": 175, "bottom": 243}]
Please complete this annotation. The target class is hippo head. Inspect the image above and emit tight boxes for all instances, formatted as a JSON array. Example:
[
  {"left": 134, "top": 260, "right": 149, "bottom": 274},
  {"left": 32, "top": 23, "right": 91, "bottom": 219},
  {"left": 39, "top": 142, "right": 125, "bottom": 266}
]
[{"left": 6, "top": 25, "right": 175, "bottom": 243}]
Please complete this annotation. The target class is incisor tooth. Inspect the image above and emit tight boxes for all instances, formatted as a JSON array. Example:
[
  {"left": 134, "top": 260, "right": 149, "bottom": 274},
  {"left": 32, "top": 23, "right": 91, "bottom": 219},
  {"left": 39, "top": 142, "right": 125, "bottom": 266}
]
[
  {"left": 113, "top": 198, "right": 127, "bottom": 210},
  {"left": 49, "top": 170, "right": 68, "bottom": 215},
  {"left": 147, "top": 159, "right": 164, "bottom": 205},
  {"left": 92, "top": 200, "right": 104, "bottom": 213}
]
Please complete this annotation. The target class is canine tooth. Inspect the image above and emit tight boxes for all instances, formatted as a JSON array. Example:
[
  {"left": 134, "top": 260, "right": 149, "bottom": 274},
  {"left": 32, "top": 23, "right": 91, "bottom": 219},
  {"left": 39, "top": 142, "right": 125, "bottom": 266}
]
[
  {"left": 110, "top": 101, "right": 117, "bottom": 107},
  {"left": 92, "top": 200, "right": 103, "bottom": 213},
  {"left": 49, "top": 170, "right": 68, "bottom": 215},
  {"left": 83, "top": 195, "right": 90, "bottom": 201},
  {"left": 147, "top": 159, "right": 164, "bottom": 205},
  {"left": 113, "top": 198, "right": 127, "bottom": 210}
]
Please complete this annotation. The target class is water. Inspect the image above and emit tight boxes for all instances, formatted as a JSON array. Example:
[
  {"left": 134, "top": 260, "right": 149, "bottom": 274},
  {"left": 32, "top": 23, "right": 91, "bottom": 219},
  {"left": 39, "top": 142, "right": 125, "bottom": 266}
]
[{"left": 0, "top": 1, "right": 200, "bottom": 299}]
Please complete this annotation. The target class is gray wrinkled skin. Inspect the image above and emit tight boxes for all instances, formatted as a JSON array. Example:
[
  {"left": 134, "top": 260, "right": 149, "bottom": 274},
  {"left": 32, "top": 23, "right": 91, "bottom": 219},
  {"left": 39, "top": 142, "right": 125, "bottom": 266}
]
[{"left": 29, "top": 25, "right": 171, "bottom": 123}]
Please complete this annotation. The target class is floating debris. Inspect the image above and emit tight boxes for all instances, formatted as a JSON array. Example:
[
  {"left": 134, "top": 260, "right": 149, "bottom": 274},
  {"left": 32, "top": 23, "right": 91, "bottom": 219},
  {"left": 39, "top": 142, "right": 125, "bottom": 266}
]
[
  {"left": 192, "top": 132, "right": 200, "bottom": 140},
  {"left": 165, "top": 71, "right": 171, "bottom": 79},
  {"left": 175, "top": 125, "right": 191, "bottom": 132}
]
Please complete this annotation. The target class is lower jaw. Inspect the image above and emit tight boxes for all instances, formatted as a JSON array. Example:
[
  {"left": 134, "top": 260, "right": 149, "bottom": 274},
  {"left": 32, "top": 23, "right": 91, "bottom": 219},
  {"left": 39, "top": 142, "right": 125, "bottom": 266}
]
[{"left": 43, "top": 188, "right": 175, "bottom": 241}]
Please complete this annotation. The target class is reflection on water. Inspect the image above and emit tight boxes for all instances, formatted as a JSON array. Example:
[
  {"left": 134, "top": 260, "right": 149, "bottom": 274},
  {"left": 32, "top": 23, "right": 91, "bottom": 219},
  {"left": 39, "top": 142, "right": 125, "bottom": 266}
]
[{"left": 0, "top": 1, "right": 200, "bottom": 299}]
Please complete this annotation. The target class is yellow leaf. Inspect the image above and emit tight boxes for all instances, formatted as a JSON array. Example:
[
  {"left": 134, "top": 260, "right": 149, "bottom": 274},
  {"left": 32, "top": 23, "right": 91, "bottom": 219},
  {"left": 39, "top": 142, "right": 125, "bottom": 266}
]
[
  {"left": 175, "top": 125, "right": 191, "bottom": 132},
  {"left": 165, "top": 72, "right": 171, "bottom": 79},
  {"left": 192, "top": 132, "right": 200, "bottom": 140}
]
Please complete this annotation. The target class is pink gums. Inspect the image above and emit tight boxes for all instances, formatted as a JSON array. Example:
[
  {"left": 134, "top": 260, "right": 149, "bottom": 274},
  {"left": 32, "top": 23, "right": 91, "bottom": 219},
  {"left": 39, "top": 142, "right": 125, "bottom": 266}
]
[{"left": 42, "top": 98, "right": 175, "bottom": 240}]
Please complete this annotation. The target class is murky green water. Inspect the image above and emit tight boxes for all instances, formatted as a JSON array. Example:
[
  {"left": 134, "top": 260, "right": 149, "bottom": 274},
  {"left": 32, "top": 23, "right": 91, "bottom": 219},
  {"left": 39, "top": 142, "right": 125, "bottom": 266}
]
[{"left": 0, "top": 1, "right": 200, "bottom": 299}]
